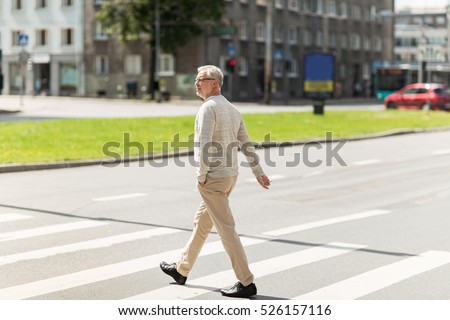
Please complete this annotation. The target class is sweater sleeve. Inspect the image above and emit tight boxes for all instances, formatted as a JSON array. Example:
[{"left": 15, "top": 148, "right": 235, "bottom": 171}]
[
  {"left": 237, "top": 117, "right": 265, "bottom": 177},
  {"left": 196, "top": 105, "right": 216, "bottom": 183}
]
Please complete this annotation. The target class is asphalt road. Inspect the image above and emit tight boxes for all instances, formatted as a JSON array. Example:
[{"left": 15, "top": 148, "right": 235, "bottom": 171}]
[
  {"left": 0, "top": 130, "right": 449, "bottom": 300},
  {"left": 0, "top": 95, "right": 383, "bottom": 122}
]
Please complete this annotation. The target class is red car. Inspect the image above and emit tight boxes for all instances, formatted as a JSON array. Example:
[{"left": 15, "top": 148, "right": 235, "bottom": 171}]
[{"left": 384, "top": 83, "right": 450, "bottom": 111}]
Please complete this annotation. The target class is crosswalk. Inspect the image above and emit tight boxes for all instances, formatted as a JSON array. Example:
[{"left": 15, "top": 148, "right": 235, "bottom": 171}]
[{"left": 1, "top": 210, "right": 449, "bottom": 300}]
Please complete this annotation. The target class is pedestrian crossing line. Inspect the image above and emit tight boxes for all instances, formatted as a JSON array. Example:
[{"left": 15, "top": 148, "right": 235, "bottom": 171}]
[
  {"left": 0, "top": 213, "right": 32, "bottom": 224},
  {"left": 0, "top": 220, "right": 108, "bottom": 243},
  {"left": 295, "top": 250, "right": 450, "bottom": 300},
  {"left": 92, "top": 193, "right": 147, "bottom": 202},
  {"left": 125, "top": 242, "right": 366, "bottom": 300},
  {"left": 0, "top": 208, "right": 389, "bottom": 299},
  {"left": 0, "top": 236, "right": 265, "bottom": 300},
  {"left": 0, "top": 228, "right": 182, "bottom": 267},
  {"left": 352, "top": 159, "right": 382, "bottom": 166},
  {"left": 263, "top": 209, "right": 391, "bottom": 237}
]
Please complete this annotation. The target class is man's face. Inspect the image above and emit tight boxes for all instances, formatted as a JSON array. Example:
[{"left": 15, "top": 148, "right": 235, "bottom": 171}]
[{"left": 195, "top": 72, "right": 216, "bottom": 100}]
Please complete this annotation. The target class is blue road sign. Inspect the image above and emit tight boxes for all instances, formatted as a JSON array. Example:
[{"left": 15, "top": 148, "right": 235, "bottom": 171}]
[
  {"left": 273, "top": 49, "right": 283, "bottom": 61},
  {"left": 19, "top": 34, "right": 29, "bottom": 47},
  {"left": 228, "top": 43, "right": 235, "bottom": 57}
]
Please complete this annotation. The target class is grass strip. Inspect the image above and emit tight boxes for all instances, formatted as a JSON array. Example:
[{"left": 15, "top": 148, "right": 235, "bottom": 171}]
[{"left": 1, "top": 110, "right": 449, "bottom": 164}]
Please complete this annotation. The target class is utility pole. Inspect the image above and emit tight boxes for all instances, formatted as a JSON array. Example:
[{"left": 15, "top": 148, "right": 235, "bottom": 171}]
[
  {"left": 155, "top": 0, "right": 161, "bottom": 102},
  {"left": 264, "top": 0, "right": 273, "bottom": 105}
]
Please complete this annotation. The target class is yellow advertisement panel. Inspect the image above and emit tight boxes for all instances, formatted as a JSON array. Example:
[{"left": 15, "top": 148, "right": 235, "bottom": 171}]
[{"left": 304, "top": 81, "right": 333, "bottom": 92}]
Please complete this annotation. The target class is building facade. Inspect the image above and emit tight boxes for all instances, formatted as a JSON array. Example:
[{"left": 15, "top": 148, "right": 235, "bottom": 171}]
[
  {"left": 1, "top": 0, "right": 395, "bottom": 101},
  {"left": 0, "top": 0, "right": 84, "bottom": 96},
  {"left": 391, "top": 5, "right": 450, "bottom": 84}
]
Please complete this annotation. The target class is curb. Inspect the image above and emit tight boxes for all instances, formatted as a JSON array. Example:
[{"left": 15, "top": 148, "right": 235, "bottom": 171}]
[{"left": 1, "top": 127, "right": 450, "bottom": 174}]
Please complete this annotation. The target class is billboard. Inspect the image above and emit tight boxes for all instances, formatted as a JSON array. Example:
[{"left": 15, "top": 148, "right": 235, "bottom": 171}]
[{"left": 303, "top": 53, "right": 335, "bottom": 99}]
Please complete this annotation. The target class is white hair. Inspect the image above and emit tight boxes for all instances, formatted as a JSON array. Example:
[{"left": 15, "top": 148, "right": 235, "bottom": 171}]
[{"left": 197, "top": 65, "right": 224, "bottom": 86}]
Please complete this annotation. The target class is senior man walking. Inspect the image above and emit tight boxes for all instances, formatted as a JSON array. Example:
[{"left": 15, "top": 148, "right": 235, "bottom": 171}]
[{"left": 160, "top": 65, "right": 271, "bottom": 298}]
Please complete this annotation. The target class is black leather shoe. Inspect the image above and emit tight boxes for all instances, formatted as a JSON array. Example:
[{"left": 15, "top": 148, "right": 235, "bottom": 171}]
[
  {"left": 159, "top": 261, "right": 187, "bottom": 285},
  {"left": 220, "top": 282, "right": 257, "bottom": 298}
]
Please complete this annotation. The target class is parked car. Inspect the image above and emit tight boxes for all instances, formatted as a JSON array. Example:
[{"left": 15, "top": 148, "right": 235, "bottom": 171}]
[{"left": 384, "top": 83, "right": 450, "bottom": 111}]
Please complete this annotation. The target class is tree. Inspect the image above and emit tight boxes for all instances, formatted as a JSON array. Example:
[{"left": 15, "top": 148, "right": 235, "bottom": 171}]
[{"left": 97, "top": 0, "right": 225, "bottom": 99}]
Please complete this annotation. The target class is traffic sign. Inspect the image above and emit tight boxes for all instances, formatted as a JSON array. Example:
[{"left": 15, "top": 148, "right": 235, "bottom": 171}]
[
  {"left": 228, "top": 43, "right": 235, "bottom": 57},
  {"left": 19, "top": 34, "right": 29, "bottom": 47},
  {"left": 273, "top": 49, "right": 283, "bottom": 61}
]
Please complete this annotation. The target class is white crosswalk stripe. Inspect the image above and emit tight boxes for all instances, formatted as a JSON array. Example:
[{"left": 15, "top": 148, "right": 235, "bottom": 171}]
[
  {"left": 0, "top": 213, "right": 32, "bottom": 223},
  {"left": 126, "top": 242, "right": 366, "bottom": 300},
  {"left": 295, "top": 250, "right": 450, "bottom": 300},
  {"left": 0, "top": 228, "right": 182, "bottom": 267},
  {"left": 0, "top": 221, "right": 108, "bottom": 243},
  {"left": 1, "top": 206, "right": 449, "bottom": 300}
]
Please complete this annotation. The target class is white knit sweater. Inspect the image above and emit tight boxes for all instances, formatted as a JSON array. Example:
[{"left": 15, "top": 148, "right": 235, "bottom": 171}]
[{"left": 194, "top": 95, "right": 265, "bottom": 183}]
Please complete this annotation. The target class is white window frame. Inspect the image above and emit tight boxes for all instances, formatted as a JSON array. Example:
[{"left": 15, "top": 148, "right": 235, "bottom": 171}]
[
  {"left": 94, "top": 55, "right": 109, "bottom": 75},
  {"left": 125, "top": 55, "right": 142, "bottom": 75},
  {"left": 288, "top": 26, "right": 298, "bottom": 44},
  {"left": 274, "top": 24, "right": 283, "bottom": 43},
  {"left": 62, "top": 0, "right": 74, "bottom": 7},
  {"left": 327, "top": 0, "right": 337, "bottom": 16},
  {"left": 238, "top": 57, "right": 248, "bottom": 76},
  {"left": 36, "top": 29, "right": 48, "bottom": 47},
  {"left": 12, "top": 30, "right": 23, "bottom": 46},
  {"left": 36, "top": 0, "right": 47, "bottom": 9},
  {"left": 61, "top": 28, "right": 74, "bottom": 46},
  {"left": 95, "top": 21, "right": 108, "bottom": 40},
  {"left": 158, "top": 54, "right": 175, "bottom": 76},
  {"left": 256, "top": 22, "right": 265, "bottom": 42},
  {"left": 287, "top": 0, "right": 300, "bottom": 11},
  {"left": 351, "top": 33, "right": 361, "bottom": 49},
  {"left": 12, "top": 0, "right": 23, "bottom": 10},
  {"left": 287, "top": 59, "right": 298, "bottom": 77},
  {"left": 340, "top": 2, "right": 348, "bottom": 17},
  {"left": 303, "top": 30, "right": 312, "bottom": 46},
  {"left": 238, "top": 20, "right": 248, "bottom": 40}
]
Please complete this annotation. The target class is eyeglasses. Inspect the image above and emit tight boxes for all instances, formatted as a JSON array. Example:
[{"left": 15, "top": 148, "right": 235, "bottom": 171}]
[{"left": 195, "top": 78, "right": 216, "bottom": 83}]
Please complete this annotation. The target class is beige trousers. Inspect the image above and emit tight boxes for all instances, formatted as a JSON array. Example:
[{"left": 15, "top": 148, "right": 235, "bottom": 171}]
[{"left": 176, "top": 176, "right": 254, "bottom": 286}]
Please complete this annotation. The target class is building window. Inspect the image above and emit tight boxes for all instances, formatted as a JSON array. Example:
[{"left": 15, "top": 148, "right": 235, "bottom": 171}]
[
  {"left": 373, "top": 36, "right": 382, "bottom": 51},
  {"left": 316, "top": 0, "right": 323, "bottom": 13},
  {"left": 327, "top": 0, "right": 337, "bottom": 16},
  {"left": 287, "top": 59, "right": 298, "bottom": 77},
  {"left": 329, "top": 32, "right": 337, "bottom": 48},
  {"left": 36, "top": 29, "right": 48, "bottom": 46},
  {"left": 340, "top": 64, "right": 346, "bottom": 78},
  {"left": 94, "top": 55, "right": 109, "bottom": 74},
  {"left": 62, "top": 28, "right": 74, "bottom": 46},
  {"left": 238, "top": 20, "right": 248, "bottom": 40},
  {"left": 274, "top": 24, "right": 283, "bottom": 43},
  {"left": 315, "top": 31, "right": 323, "bottom": 47},
  {"left": 159, "top": 54, "right": 175, "bottom": 76},
  {"left": 13, "top": 0, "right": 23, "bottom": 10},
  {"left": 125, "top": 55, "right": 142, "bottom": 75},
  {"left": 95, "top": 21, "right": 108, "bottom": 40},
  {"left": 36, "top": 0, "right": 47, "bottom": 8},
  {"left": 256, "top": 22, "right": 265, "bottom": 42},
  {"left": 275, "top": 0, "right": 284, "bottom": 9},
  {"left": 351, "top": 4, "right": 361, "bottom": 20},
  {"left": 340, "top": 33, "right": 347, "bottom": 49},
  {"left": 288, "top": 26, "right": 298, "bottom": 44},
  {"left": 274, "top": 60, "right": 283, "bottom": 77},
  {"left": 238, "top": 57, "right": 248, "bottom": 76},
  {"left": 340, "top": 2, "right": 348, "bottom": 17},
  {"left": 303, "top": 30, "right": 312, "bottom": 46},
  {"left": 256, "top": 0, "right": 267, "bottom": 6},
  {"left": 12, "top": 30, "right": 23, "bottom": 46},
  {"left": 239, "top": 0, "right": 249, "bottom": 3},
  {"left": 351, "top": 33, "right": 361, "bottom": 49},
  {"left": 364, "top": 37, "right": 371, "bottom": 50},
  {"left": 287, "top": 0, "right": 300, "bottom": 11},
  {"left": 62, "top": 0, "right": 73, "bottom": 7}
]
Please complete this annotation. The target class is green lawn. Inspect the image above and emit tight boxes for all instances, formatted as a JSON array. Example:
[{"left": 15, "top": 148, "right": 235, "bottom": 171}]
[{"left": 1, "top": 110, "right": 449, "bottom": 164}]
